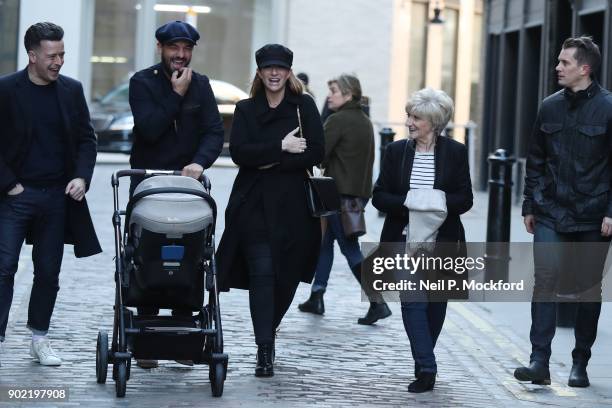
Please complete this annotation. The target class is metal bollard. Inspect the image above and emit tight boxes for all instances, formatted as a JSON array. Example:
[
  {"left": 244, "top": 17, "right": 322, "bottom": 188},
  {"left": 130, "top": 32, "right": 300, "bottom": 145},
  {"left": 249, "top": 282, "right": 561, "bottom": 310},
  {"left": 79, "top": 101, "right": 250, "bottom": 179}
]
[
  {"left": 378, "top": 128, "right": 396, "bottom": 216},
  {"left": 379, "top": 127, "right": 396, "bottom": 172},
  {"left": 485, "top": 149, "right": 515, "bottom": 282}
]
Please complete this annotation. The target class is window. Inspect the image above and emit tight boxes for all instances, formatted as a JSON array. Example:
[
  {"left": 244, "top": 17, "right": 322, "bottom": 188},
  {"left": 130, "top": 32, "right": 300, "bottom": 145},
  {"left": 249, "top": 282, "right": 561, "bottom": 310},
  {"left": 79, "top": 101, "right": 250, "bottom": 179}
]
[
  {"left": 469, "top": 12, "right": 483, "bottom": 125},
  {"left": 407, "top": 1, "right": 427, "bottom": 96},
  {"left": 0, "top": 0, "right": 20, "bottom": 76},
  {"left": 153, "top": 0, "right": 255, "bottom": 91},
  {"left": 441, "top": 7, "right": 458, "bottom": 101},
  {"left": 91, "top": 0, "right": 138, "bottom": 100}
]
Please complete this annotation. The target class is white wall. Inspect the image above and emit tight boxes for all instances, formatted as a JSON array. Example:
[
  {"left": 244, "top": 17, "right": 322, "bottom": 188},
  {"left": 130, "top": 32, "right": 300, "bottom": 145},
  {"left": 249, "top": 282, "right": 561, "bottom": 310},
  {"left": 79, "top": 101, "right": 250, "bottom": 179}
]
[{"left": 284, "top": 0, "right": 395, "bottom": 128}]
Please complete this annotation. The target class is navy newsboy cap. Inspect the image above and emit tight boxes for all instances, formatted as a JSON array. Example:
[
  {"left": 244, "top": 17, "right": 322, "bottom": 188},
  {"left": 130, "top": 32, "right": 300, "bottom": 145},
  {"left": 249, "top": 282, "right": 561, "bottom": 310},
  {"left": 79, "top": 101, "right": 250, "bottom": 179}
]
[
  {"left": 255, "top": 44, "right": 293, "bottom": 69},
  {"left": 155, "top": 21, "right": 200, "bottom": 45}
]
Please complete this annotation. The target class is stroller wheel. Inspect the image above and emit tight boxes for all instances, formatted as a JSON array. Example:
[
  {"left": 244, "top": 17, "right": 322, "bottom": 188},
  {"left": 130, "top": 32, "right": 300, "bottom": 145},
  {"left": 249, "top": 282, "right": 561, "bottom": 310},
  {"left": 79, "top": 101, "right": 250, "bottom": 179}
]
[
  {"left": 112, "top": 357, "right": 131, "bottom": 381},
  {"left": 96, "top": 331, "right": 109, "bottom": 384},
  {"left": 210, "top": 362, "right": 226, "bottom": 397},
  {"left": 114, "top": 361, "right": 127, "bottom": 398},
  {"left": 126, "top": 358, "right": 131, "bottom": 381}
]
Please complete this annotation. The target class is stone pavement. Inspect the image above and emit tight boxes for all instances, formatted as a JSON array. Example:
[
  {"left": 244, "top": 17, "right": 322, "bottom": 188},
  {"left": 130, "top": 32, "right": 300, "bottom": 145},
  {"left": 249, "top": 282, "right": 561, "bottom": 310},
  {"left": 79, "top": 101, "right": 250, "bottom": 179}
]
[{"left": 0, "top": 161, "right": 611, "bottom": 407}]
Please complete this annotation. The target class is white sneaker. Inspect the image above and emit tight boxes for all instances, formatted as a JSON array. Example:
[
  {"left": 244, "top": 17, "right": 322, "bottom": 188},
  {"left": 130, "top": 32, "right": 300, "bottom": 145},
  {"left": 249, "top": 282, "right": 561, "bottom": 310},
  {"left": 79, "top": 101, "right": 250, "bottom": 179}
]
[{"left": 30, "top": 338, "right": 62, "bottom": 366}]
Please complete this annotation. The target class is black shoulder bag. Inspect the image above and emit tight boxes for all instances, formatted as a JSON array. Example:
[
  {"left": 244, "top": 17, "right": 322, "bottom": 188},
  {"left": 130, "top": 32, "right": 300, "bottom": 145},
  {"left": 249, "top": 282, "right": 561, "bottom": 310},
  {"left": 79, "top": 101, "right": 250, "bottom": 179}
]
[{"left": 297, "top": 106, "right": 341, "bottom": 217}]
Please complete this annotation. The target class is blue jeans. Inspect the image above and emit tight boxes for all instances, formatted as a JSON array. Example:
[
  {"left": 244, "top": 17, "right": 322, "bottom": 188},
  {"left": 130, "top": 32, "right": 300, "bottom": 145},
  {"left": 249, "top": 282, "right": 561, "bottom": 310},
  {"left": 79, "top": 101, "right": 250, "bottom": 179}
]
[
  {"left": 401, "top": 301, "right": 447, "bottom": 374},
  {"left": 311, "top": 204, "right": 365, "bottom": 292},
  {"left": 0, "top": 186, "right": 66, "bottom": 338},
  {"left": 530, "top": 222, "right": 608, "bottom": 364}
]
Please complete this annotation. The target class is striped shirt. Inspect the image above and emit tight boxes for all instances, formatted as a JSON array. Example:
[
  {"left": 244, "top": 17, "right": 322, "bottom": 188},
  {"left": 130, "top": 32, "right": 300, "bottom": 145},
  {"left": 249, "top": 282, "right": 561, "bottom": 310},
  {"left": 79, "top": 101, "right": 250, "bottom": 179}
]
[{"left": 409, "top": 152, "right": 435, "bottom": 189}]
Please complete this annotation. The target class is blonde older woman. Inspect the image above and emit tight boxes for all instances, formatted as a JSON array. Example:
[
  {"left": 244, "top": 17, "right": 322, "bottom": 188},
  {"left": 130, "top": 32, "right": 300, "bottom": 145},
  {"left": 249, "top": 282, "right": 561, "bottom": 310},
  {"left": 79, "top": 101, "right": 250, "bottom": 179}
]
[{"left": 372, "top": 88, "right": 473, "bottom": 392}]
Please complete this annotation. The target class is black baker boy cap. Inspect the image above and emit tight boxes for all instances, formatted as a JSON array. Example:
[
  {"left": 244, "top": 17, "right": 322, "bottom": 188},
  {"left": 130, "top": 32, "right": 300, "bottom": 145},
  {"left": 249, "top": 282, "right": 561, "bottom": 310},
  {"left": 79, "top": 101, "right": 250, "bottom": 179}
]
[
  {"left": 255, "top": 44, "right": 293, "bottom": 69},
  {"left": 155, "top": 21, "right": 200, "bottom": 45}
]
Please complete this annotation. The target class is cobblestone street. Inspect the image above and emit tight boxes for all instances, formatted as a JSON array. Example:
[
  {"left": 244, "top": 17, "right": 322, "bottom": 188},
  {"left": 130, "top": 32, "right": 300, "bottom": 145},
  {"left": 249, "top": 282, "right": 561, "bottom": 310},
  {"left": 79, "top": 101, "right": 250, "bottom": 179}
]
[{"left": 1, "top": 161, "right": 611, "bottom": 407}]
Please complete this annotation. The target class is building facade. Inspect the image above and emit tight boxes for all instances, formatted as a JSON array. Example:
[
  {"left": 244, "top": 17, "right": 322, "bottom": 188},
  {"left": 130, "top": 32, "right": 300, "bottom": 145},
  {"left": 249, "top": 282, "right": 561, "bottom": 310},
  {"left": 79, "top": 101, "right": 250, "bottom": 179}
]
[
  {"left": 1, "top": 0, "right": 484, "bottom": 171},
  {"left": 480, "top": 0, "right": 612, "bottom": 190},
  {"left": 283, "top": 0, "right": 483, "bottom": 146}
]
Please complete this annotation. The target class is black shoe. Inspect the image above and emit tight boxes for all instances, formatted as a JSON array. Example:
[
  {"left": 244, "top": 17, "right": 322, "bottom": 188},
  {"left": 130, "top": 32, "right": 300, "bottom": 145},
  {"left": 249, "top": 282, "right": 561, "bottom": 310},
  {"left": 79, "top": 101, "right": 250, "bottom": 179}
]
[
  {"left": 414, "top": 363, "right": 421, "bottom": 379},
  {"left": 357, "top": 303, "right": 392, "bottom": 325},
  {"left": 568, "top": 362, "right": 589, "bottom": 387},
  {"left": 298, "top": 289, "right": 325, "bottom": 315},
  {"left": 514, "top": 361, "right": 551, "bottom": 385},
  {"left": 408, "top": 372, "right": 436, "bottom": 393},
  {"left": 136, "top": 359, "right": 158, "bottom": 369},
  {"left": 255, "top": 344, "right": 274, "bottom": 377}
]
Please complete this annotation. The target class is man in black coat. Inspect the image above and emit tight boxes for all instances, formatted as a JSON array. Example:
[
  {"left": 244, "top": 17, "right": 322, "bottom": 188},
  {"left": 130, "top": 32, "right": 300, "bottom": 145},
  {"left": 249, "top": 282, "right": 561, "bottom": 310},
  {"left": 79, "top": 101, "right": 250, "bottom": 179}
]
[
  {"left": 129, "top": 20, "right": 224, "bottom": 190},
  {"left": 515, "top": 36, "right": 612, "bottom": 388},
  {"left": 0, "top": 22, "right": 101, "bottom": 367},
  {"left": 129, "top": 20, "right": 224, "bottom": 369}
]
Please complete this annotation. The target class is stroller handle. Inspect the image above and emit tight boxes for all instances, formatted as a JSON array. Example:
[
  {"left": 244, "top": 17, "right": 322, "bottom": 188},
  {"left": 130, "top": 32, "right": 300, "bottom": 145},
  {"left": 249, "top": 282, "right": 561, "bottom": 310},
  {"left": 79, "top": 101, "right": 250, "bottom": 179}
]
[{"left": 112, "top": 169, "right": 211, "bottom": 190}]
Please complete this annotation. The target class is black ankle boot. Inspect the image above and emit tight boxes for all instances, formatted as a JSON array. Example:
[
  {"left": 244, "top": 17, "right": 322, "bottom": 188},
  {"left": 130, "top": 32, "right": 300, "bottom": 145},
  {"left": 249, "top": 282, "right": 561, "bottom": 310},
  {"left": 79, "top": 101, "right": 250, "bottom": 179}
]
[
  {"left": 255, "top": 344, "right": 274, "bottom": 377},
  {"left": 514, "top": 361, "right": 550, "bottom": 385},
  {"left": 414, "top": 363, "right": 421, "bottom": 379},
  {"left": 408, "top": 372, "right": 436, "bottom": 393},
  {"left": 568, "top": 362, "right": 589, "bottom": 387},
  {"left": 298, "top": 289, "right": 325, "bottom": 315},
  {"left": 357, "top": 302, "right": 392, "bottom": 325}
]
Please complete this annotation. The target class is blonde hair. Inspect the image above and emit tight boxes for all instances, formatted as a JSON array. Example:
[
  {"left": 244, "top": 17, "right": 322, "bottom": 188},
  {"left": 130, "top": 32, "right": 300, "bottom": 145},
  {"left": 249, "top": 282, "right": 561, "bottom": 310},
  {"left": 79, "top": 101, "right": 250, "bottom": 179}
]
[
  {"left": 405, "top": 88, "right": 454, "bottom": 136},
  {"left": 327, "top": 74, "right": 362, "bottom": 101},
  {"left": 249, "top": 70, "right": 304, "bottom": 97}
]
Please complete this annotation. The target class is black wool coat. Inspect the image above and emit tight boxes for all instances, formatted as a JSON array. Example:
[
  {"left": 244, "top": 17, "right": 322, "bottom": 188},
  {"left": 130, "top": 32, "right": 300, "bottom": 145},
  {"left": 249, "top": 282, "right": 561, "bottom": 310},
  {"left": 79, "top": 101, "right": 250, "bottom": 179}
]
[
  {"left": 129, "top": 63, "right": 224, "bottom": 171},
  {"left": 216, "top": 90, "right": 325, "bottom": 291},
  {"left": 0, "top": 69, "right": 101, "bottom": 257},
  {"left": 372, "top": 136, "right": 473, "bottom": 244}
]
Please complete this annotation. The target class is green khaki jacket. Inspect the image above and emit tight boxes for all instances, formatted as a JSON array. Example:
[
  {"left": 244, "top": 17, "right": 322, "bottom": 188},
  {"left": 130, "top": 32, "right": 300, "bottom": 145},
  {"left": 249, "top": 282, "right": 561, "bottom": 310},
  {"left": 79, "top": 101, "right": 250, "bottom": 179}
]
[{"left": 321, "top": 100, "right": 375, "bottom": 198}]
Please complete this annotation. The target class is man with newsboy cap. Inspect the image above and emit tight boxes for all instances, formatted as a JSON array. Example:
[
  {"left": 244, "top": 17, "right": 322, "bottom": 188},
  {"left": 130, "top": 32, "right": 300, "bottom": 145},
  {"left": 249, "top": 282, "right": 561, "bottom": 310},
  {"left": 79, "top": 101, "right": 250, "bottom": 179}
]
[
  {"left": 128, "top": 20, "right": 224, "bottom": 368},
  {"left": 129, "top": 20, "right": 224, "bottom": 187}
]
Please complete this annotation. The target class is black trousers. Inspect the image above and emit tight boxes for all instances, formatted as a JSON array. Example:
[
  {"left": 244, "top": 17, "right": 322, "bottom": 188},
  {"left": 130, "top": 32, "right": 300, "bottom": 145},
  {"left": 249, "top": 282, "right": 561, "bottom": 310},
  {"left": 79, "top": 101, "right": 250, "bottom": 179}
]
[
  {"left": 530, "top": 223, "right": 608, "bottom": 364},
  {"left": 0, "top": 186, "right": 66, "bottom": 338},
  {"left": 245, "top": 242, "right": 298, "bottom": 345}
]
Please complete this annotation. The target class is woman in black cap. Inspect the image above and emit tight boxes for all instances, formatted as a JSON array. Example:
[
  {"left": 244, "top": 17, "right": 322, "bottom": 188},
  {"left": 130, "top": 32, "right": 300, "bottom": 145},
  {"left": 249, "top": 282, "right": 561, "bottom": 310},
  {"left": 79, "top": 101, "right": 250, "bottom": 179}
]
[{"left": 216, "top": 44, "right": 324, "bottom": 377}]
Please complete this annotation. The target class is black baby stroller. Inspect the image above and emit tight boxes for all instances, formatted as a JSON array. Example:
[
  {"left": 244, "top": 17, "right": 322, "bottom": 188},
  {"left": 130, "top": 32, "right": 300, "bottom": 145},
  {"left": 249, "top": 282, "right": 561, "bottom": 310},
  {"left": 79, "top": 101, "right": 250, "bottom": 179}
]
[{"left": 95, "top": 169, "right": 227, "bottom": 398}]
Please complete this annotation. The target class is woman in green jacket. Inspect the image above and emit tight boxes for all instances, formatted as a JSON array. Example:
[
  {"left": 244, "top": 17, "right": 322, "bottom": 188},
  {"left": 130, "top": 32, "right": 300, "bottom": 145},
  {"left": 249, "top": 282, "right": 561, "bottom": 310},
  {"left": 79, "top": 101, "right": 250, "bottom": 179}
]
[{"left": 298, "top": 74, "right": 391, "bottom": 324}]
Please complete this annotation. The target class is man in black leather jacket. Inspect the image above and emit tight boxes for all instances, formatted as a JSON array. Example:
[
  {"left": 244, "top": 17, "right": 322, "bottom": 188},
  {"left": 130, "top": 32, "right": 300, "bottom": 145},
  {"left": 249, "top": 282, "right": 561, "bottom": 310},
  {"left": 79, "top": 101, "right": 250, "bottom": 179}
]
[{"left": 515, "top": 37, "right": 612, "bottom": 388}]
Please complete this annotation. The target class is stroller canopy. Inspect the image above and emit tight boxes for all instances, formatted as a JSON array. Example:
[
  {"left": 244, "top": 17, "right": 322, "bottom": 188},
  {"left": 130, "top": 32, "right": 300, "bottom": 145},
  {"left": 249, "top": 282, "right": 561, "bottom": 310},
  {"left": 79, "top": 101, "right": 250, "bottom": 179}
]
[{"left": 130, "top": 175, "right": 214, "bottom": 235}]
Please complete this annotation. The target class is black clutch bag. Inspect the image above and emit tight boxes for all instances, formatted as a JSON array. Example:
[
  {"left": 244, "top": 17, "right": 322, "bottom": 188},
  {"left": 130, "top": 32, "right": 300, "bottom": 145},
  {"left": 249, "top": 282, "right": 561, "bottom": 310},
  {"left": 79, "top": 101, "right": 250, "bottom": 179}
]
[
  {"left": 304, "top": 175, "right": 341, "bottom": 217},
  {"left": 297, "top": 106, "right": 340, "bottom": 218}
]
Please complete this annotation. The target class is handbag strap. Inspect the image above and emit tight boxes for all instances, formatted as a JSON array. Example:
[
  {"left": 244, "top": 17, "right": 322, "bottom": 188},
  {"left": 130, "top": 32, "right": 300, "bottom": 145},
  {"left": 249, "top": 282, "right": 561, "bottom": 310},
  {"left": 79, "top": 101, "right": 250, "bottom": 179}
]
[
  {"left": 297, "top": 105, "right": 303, "bottom": 138},
  {"left": 297, "top": 105, "right": 314, "bottom": 178}
]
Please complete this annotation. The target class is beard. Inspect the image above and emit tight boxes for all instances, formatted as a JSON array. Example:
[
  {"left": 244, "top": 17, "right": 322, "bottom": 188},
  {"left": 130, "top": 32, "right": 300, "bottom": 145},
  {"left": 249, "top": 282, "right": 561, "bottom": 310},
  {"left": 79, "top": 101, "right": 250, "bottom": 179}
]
[{"left": 161, "top": 55, "right": 191, "bottom": 76}]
